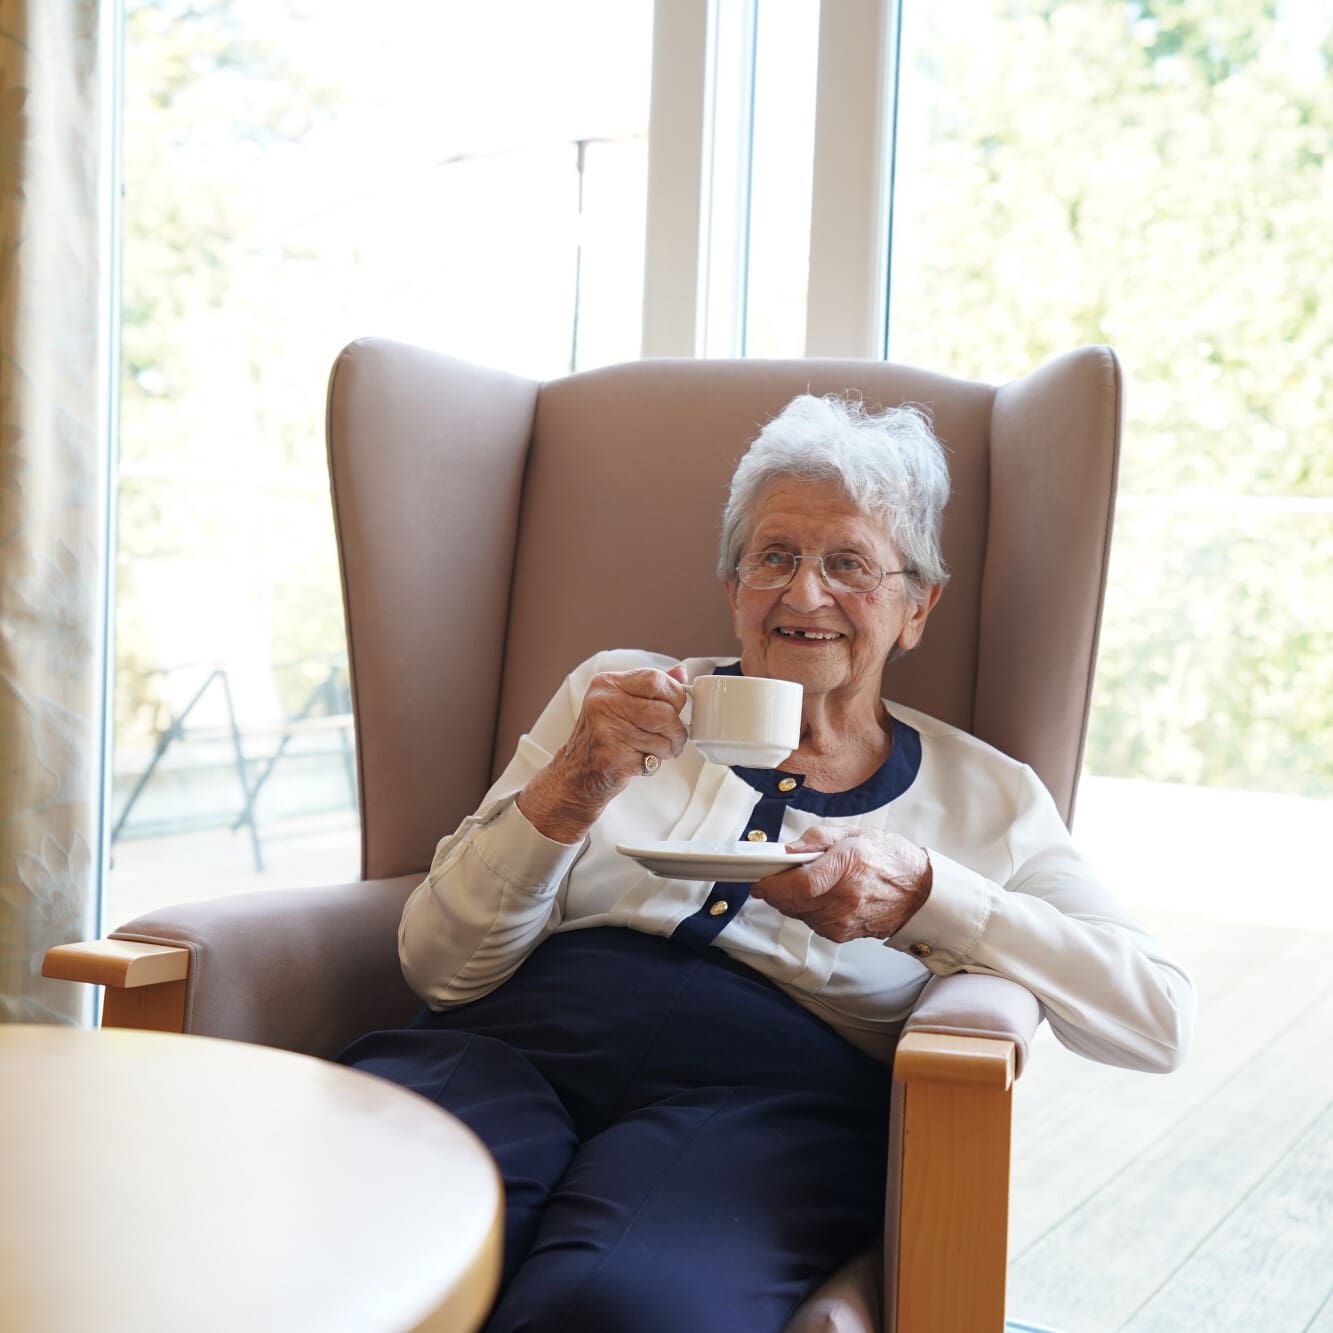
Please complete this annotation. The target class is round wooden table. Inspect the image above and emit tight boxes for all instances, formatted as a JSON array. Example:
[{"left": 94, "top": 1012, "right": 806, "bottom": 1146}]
[{"left": 0, "top": 1025, "right": 503, "bottom": 1332}]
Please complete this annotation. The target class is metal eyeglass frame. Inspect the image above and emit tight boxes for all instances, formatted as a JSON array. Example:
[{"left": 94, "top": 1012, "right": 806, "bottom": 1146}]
[{"left": 734, "top": 551, "right": 915, "bottom": 594}]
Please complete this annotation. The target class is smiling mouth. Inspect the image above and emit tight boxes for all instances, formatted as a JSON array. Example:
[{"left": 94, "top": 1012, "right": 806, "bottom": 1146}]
[{"left": 776, "top": 628, "right": 843, "bottom": 641}]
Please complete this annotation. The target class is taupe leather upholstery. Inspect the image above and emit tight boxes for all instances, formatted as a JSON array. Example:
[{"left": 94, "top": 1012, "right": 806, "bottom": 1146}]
[
  {"left": 905, "top": 971, "right": 1044, "bottom": 1076},
  {"left": 111, "top": 876, "right": 422, "bottom": 1057},
  {"left": 326, "top": 341, "right": 1119, "bottom": 885},
  {"left": 110, "top": 339, "right": 1122, "bottom": 1333}
]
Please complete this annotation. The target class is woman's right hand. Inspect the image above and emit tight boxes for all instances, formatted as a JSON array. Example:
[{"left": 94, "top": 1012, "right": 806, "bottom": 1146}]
[{"left": 516, "top": 665, "right": 689, "bottom": 843}]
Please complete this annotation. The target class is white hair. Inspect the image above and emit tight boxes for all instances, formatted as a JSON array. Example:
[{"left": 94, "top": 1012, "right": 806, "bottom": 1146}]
[{"left": 718, "top": 393, "right": 952, "bottom": 602}]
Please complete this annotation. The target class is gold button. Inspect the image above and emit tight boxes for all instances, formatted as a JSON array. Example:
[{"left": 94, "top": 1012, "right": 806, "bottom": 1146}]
[
  {"left": 908, "top": 942, "right": 932, "bottom": 959},
  {"left": 778, "top": 777, "right": 797, "bottom": 792},
  {"left": 746, "top": 830, "right": 768, "bottom": 843},
  {"left": 709, "top": 901, "right": 729, "bottom": 917}
]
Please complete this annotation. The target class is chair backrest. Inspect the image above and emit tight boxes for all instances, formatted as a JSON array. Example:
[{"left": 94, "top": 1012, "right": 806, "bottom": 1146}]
[{"left": 327, "top": 340, "right": 1122, "bottom": 882}]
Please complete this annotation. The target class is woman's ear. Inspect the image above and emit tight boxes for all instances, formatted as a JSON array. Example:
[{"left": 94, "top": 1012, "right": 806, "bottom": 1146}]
[{"left": 896, "top": 584, "right": 944, "bottom": 654}]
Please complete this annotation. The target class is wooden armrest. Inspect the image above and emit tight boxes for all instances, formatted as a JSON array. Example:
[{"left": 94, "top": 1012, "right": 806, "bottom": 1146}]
[
  {"left": 893, "top": 1030, "right": 1016, "bottom": 1089},
  {"left": 42, "top": 940, "right": 192, "bottom": 1033},
  {"left": 889, "top": 1031, "right": 1019, "bottom": 1333},
  {"left": 42, "top": 939, "right": 190, "bottom": 989}
]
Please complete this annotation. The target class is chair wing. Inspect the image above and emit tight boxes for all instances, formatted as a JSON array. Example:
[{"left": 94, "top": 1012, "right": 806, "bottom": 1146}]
[
  {"left": 330, "top": 343, "right": 1119, "bottom": 887},
  {"left": 326, "top": 338, "right": 539, "bottom": 881}
]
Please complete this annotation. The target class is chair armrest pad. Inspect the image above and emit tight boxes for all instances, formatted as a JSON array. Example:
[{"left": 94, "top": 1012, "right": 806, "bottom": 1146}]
[
  {"left": 43, "top": 939, "right": 190, "bottom": 989},
  {"left": 902, "top": 972, "right": 1042, "bottom": 1077},
  {"left": 109, "top": 876, "right": 423, "bottom": 1058}
]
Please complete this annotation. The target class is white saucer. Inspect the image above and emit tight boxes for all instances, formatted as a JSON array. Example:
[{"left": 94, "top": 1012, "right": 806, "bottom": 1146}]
[{"left": 616, "top": 839, "right": 819, "bottom": 882}]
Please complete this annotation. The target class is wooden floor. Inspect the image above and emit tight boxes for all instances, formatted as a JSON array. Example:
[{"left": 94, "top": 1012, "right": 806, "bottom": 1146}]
[{"left": 1006, "top": 905, "right": 1333, "bottom": 1333}]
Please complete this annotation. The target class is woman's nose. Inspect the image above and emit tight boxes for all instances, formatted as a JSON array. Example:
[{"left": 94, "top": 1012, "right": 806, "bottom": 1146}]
[{"left": 782, "top": 561, "right": 835, "bottom": 611}]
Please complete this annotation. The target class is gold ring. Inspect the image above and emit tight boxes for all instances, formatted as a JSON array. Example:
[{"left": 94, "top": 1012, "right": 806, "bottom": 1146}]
[{"left": 641, "top": 754, "right": 661, "bottom": 777}]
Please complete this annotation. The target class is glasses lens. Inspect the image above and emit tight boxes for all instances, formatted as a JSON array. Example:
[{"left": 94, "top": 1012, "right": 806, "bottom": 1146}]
[
  {"left": 823, "top": 553, "right": 879, "bottom": 592},
  {"left": 737, "top": 551, "right": 796, "bottom": 588}
]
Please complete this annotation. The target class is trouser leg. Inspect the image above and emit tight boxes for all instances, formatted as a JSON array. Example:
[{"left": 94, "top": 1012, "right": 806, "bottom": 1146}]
[
  {"left": 485, "top": 1082, "right": 888, "bottom": 1333},
  {"left": 338, "top": 1027, "right": 578, "bottom": 1287}
]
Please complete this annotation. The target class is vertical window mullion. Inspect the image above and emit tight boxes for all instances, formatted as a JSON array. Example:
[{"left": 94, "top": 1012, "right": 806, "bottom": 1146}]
[
  {"left": 641, "top": 0, "right": 711, "bottom": 356},
  {"left": 642, "top": 0, "right": 758, "bottom": 359},
  {"left": 804, "top": 0, "right": 901, "bottom": 358},
  {"left": 696, "top": 0, "right": 757, "bottom": 357}
]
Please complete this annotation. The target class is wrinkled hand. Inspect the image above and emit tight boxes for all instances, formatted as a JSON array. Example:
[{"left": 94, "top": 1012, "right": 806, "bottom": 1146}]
[
  {"left": 749, "top": 825, "right": 933, "bottom": 943},
  {"left": 518, "top": 665, "right": 689, "bottom": 842}
]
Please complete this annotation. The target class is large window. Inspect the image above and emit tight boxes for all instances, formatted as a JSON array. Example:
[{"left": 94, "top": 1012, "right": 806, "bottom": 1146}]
[
  {"left": 111, "top": 0, "right": 1329, "bottom": 924},
  {"left": 888, "top": 0, "right": 1331, "bottom": 929},
  {"left": 109, "top": 0, "right": 653, "bottom": 924},
  {"left": 111, "top": 3, "right": 1330, "bottom": 924}
]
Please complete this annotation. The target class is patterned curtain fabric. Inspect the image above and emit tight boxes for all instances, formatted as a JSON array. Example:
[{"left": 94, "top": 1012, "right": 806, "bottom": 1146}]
[{"left": 0, "top": 0, "right": 110, "bottom": 1023}]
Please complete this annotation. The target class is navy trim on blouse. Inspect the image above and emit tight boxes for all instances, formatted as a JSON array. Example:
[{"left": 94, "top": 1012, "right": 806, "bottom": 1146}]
[
  {"left": 712, "top": 659, "right": 923, "bottom": 814},
  {"left": 669, "top": 659, "right": 924, "bottom": 952}
]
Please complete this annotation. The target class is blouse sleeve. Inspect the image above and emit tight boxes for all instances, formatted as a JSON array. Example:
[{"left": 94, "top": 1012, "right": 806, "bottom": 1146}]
[
  {"left": 396, "top": 649, "right": 677, "bottom": 1008},
  {"left": 888, "top": 764, "right": 1197, "bottom": 1073},
  {"left": 396, "top": 658, "right": 590, "bottom": 1008}
]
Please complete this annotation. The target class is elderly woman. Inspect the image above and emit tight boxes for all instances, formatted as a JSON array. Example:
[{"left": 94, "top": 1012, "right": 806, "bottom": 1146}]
[{"left": 341, "top": 393, "right": 1194, "bottom": 1333}]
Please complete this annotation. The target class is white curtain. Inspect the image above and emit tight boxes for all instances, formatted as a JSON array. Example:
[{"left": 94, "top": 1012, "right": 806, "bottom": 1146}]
[{"left": 0, "top": 0, "right": 112, "bottom": 1023}]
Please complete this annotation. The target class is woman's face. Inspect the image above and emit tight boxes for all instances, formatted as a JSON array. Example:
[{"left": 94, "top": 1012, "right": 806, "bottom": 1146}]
[{"left": 725, "top": 476, "right": 941, "bottom": 717}]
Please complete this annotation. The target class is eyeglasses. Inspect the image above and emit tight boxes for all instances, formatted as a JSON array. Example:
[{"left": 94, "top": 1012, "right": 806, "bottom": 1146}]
[{"left": 735, "top": 550, "right": 913, "bottom": 594}]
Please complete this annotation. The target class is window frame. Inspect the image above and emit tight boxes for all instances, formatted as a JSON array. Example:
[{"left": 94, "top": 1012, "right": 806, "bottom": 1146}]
[{"left": 641, "top": 0, "right": 900, "bottom": 359}]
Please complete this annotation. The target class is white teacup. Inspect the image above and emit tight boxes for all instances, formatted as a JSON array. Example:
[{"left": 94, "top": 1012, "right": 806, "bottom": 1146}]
[{"left": 686, "top": 674, "right": 803, "bottom": 768}]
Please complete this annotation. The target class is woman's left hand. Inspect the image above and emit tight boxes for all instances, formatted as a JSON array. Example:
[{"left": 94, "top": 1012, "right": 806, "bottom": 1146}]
[{"left": 749, "top": 825, "right": 933, "bottom": 943}]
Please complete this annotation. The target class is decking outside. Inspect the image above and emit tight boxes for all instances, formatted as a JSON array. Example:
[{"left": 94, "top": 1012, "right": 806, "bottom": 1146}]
[{"left": 1007, "top": 779, "right": 1333, "bottom": 1333}]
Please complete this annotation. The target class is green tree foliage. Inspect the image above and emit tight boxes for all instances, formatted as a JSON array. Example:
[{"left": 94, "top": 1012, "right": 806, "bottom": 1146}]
[{"left": 890, "top": 0, "right": 1331, "bottom": 795}]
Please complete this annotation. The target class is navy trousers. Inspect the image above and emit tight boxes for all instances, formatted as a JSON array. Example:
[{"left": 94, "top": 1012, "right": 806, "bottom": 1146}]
[{"left": 338, "top": 928, "right": 891, "bottom": 1333}]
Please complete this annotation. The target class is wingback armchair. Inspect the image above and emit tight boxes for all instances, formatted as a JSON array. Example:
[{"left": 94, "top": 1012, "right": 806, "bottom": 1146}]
[{"left": 46, "top": 340, "right": 1123, "bottom": 1333}]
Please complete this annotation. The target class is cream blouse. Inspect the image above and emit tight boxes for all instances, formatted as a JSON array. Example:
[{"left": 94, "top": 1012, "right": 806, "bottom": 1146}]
[{"left": 399, "top": 650, "right": 1195, "bottom": 1070}]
